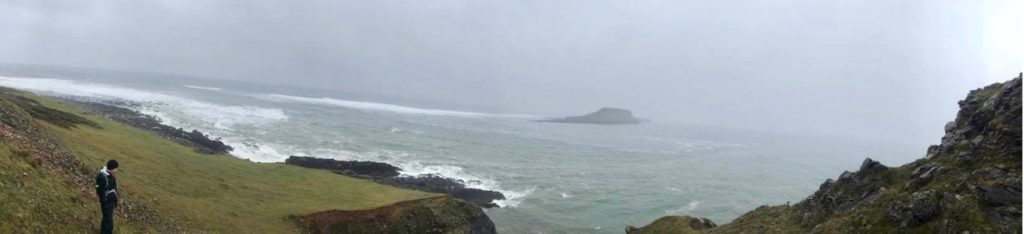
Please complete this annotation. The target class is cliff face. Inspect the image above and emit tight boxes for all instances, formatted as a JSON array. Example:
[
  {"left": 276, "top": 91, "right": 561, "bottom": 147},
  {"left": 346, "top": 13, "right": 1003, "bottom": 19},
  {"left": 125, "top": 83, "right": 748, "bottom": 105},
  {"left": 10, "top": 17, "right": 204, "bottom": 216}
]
[{"left": 628, "top": 74, "right": 1022, "bottom": 233}]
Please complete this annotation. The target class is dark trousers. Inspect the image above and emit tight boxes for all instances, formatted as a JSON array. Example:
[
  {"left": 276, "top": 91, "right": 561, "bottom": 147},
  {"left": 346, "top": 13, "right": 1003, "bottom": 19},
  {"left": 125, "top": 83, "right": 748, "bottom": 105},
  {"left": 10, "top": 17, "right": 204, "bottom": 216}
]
[{"left": 100, "top": 201, "right": 115, "bottom": 234}]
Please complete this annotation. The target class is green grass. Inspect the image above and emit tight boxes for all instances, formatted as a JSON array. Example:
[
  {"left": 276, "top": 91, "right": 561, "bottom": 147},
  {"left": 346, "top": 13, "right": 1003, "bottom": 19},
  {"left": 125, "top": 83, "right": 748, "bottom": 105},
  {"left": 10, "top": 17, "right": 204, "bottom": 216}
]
[
  {"left": 0, "top": 87, "right": 98, "bottom": 129},
  {"left": 628, "top": 216, "right": 705, "bottom": 234},
  {"left": 2, "top": 92, "right": 437, "bottom": 233},
  {"left": 0, "top": 142, "right": 144, "bottom": 233}
]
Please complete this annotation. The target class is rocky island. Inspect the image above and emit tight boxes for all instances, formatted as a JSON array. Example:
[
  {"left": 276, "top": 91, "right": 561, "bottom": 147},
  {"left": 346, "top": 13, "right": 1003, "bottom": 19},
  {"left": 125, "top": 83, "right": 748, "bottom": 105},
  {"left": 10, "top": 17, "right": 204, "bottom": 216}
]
[
  {"left": 627, "top": 74, "right": 1023, "bottom": 233},
  {"left": 536, "top": 107, "right": 647, "bottom": 125}
]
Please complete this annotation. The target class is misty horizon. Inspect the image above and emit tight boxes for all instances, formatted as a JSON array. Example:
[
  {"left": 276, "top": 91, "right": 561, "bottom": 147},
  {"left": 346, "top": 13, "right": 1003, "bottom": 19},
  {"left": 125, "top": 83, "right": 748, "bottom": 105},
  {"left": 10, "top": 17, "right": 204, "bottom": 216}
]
[
  {"left": 1, "top": 1, "right": 1021, "bottom": 233},
  {"left": 2, "top": 0, "right": 1021, "bottom": 146}
]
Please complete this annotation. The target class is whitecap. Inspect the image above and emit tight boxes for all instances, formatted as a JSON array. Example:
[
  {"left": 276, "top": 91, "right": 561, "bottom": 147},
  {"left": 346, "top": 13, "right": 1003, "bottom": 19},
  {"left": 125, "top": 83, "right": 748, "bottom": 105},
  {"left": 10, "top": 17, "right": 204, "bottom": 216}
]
[
  {"left": 0, "top": 77, "right": 286, "bottom": 127},
  {"left": 0, "top": 76, "right": 289, "bottom": 161},
  {"left": 664, "top": 199, "right": 702, "bottom": 214},
  {"left": 495, "top": 187, "right": 535, "bottom": 208},
  {"left": 687, "top": 200, "right": 701, "bottom": 210},
  {"left": 183, "top": 85, "right": 223, "bottom": 91},
  {"left": 301, "top": 148, "right": 535, "bottom": 208},
  {"left": 257, "top": 93, "right": 537, "bottom": 118},
  {"left": 0, "top": 76, "right": 535, "bottom": 207}
]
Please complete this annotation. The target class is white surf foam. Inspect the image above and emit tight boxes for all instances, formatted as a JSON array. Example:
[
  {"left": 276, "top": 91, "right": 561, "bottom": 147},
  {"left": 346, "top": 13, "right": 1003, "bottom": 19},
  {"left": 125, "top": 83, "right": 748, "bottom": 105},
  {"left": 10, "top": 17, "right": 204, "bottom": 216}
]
[
  {"left": 258, "top": 93, "right": 536, "bottom": 118},
  {"left": 221, "top": 138, "right": 293, "bottom": 163},
  {"left": 687, "top": 200, "right": 701, "bottom": 210},
  {"left": 0, "top": 76, "right": 533, "bottom": 207},
  {"left": 495, "top": 187, "right": 534, "bottom": 208},
  {"left": 183, "top": 85, "right": 224, "bottom": 91},
  {"left": 1, "top": 76, "right": 177, "bottom": 102},
  {"left": 0, "top": 77, "right": 286, "bottom": 126},
  {"left": 0, "top": 76, "right": 289, "bottom": 161},
  {"left": 294, "top": 148, "right": 533, "bottom": 207},
  {"left": 664, "top": 199, "right": 702, "bottom": 214}
]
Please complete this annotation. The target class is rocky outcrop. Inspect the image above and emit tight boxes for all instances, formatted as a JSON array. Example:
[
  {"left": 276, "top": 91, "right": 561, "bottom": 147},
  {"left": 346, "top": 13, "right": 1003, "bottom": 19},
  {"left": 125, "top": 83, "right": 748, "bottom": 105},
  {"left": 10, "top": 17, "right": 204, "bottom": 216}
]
[
  {"left": 536, "top": 107, "right": 646, "bottom": 124},
  {"left": 793, "top": 158, "right": 893, "bottom": 226},
  {"left": 285, "top": 156, "right": 506, "bottom": 208},
  {"left": 285, "top": 156, "right": 401, "bottom": 179},
  {"left": 626, "top": 216, "right": 716, "bottom": 234},
  {"left": 293, "top": 196, "right": 496, "bottom": 234},
  {"left": 627, "top": 74, "right": 1022, "bottom": 233},
  {"left": 379, "top": 174, "right": 506, "bottom": 208},
  {"left": 62, "top": 99, "right": 233, "bottom": 154}
]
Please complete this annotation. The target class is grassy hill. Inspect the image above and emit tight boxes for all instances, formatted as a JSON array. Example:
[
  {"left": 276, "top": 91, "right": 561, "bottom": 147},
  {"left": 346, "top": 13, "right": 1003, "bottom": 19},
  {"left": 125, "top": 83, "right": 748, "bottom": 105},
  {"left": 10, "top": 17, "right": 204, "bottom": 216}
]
[{"left": 0, "top": 88, "right": 460, "bottom": 233}]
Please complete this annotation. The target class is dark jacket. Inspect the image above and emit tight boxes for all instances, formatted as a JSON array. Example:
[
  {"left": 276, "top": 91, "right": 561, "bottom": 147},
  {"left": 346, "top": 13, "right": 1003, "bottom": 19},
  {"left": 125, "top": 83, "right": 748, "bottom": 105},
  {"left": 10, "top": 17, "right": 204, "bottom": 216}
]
[{"left": 95, "top": 170, "right": 118, "bottom": 204}]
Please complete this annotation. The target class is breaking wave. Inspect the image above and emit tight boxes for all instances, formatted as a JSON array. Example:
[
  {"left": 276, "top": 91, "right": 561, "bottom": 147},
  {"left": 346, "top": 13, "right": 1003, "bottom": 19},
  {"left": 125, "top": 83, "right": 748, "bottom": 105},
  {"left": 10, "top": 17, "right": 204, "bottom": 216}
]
[
  {"left": 183, "top": 85, "right": 224, "bottom": 91},
  {"left": 258, "top": 93, "right": 536, "bottom": 118},
  {"left": 0, "top": 76, "right": 533, "bottom": 207},
  {"left": 290, "top": 147, "right": 534, "bottom": 207},
  {"left": 0, "top": 76, "right": 289, "bottom": 162}
]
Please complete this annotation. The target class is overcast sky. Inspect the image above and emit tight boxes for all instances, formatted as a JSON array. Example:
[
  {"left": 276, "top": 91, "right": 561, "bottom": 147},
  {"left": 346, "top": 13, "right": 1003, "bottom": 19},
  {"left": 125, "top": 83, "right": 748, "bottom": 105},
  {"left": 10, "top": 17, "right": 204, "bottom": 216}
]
[{"left": 0, "top": 0, "right": 1020, "bottom": 145}]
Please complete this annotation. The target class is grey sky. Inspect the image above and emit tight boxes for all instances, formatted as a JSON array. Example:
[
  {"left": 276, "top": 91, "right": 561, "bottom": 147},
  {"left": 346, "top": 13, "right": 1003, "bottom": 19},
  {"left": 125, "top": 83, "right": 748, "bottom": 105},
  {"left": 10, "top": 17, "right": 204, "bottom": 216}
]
[{"left": 0, "top": 0, "right": 1020, "bottom": 145}]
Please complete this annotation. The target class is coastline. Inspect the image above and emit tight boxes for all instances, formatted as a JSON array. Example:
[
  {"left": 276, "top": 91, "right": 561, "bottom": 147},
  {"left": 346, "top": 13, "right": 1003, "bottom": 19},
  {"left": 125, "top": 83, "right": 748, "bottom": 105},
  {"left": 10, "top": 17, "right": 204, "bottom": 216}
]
[
  {"left": 61, "top": 97, "right": 509, "bottom": 208},
  {"left": 0, "top": 86, "right": 497, "bottom": 233}
]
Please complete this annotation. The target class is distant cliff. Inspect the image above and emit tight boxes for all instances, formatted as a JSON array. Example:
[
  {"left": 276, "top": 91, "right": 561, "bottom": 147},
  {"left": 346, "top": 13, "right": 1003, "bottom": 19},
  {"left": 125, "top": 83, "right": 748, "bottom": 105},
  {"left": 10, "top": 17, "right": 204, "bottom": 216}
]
[
  {"left": 537, "top": 107, "right": 646, "bottom": 124},
  {"left": 628, "top": 74, "right": 1022, "bottom": 233}
]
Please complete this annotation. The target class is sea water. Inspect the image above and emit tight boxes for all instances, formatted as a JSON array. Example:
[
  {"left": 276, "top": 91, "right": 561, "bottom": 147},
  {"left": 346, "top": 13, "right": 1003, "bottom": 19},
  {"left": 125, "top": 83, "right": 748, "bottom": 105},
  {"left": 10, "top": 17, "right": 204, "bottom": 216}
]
[{"left": 0, "top": 74, "right": 922, "bottom": 233}]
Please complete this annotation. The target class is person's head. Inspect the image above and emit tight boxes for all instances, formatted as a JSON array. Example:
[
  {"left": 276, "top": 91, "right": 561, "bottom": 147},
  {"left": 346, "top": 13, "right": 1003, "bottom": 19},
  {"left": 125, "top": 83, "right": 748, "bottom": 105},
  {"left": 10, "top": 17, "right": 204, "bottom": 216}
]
[{"left": 106, "top": 160, "right": 119, "bottom": 173}]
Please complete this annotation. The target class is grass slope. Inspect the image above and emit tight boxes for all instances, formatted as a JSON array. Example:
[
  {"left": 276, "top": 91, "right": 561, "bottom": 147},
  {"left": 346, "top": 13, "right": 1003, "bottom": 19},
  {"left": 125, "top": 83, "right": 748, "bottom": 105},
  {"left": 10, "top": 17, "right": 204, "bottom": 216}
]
[
  {"left": 1, "top": 90, "right": 436, "bottom": 233},
  {"left": 0, "top": 142, "right": 145, "bottom": 233}
]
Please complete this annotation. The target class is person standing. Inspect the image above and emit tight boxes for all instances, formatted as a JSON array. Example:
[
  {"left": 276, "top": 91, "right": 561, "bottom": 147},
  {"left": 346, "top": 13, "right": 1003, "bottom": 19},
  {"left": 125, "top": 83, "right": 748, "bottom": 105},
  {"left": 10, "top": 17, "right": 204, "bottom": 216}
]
[{"left": 95, "top": 160, "right": 119, "bottom": 234}]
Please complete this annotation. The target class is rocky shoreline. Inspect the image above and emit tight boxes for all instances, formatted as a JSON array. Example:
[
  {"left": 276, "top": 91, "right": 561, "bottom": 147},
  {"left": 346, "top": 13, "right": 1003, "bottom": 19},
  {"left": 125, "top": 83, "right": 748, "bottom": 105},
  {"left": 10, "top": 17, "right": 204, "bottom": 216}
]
[
  {"left": 58, "top": 99, "right": 508, "bottom": 208},
  {"left": 61, "top": 99, "right": 233, "bottom": 155},
  {"left": 0, "top": 88, "right": 497, "bottom": 233},
  {"left": 286, "top": 156, "right": 506, "bottom": 208}
]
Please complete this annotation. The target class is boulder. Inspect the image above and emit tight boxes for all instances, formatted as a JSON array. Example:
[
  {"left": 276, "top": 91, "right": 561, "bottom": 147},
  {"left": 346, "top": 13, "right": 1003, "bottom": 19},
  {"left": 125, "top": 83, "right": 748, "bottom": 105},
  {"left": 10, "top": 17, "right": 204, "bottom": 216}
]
[
  {"left": 910, "top": 191, "right": 940, "bottom": 224},
  {"left": 884, "top": 202, "right": 907, "bottom": 226},
  {"left": 973, "top": 179, "right": 1022, "bottom": 207},
  {"left": 859, "top": 158, "right": 889, "bottom": 175},
  {"left": 905, "top": 163, "right": 945, "bottom": 190}
]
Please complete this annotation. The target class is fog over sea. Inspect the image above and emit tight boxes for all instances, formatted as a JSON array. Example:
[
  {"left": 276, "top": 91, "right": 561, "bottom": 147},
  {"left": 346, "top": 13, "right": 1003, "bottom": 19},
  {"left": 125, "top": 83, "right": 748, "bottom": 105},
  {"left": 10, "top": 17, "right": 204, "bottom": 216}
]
[{"left": 0, "top": 72, "right": 922, "bottom": 233}]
